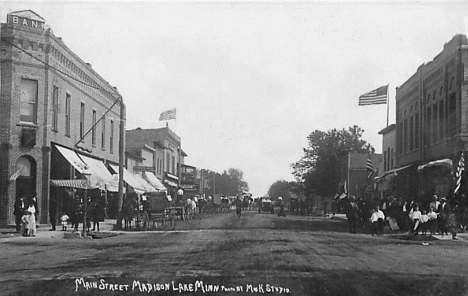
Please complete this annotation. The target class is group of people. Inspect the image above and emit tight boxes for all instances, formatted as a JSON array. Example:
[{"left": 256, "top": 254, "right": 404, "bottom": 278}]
[
  {"left": 184, "top": 197, "right": 198, "bottom": 220},
  {"left": 13, "top": 194, "right": 39, "bottom": 237},
  {"left": 54, "top": 194, "right": 106, "bottom": 232},
  {"left": 345, "top": 193, "right": 464, "bottom": 239}
]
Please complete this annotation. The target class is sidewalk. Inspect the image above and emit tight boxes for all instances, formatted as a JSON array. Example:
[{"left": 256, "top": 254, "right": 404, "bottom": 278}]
[{"left": 0, "top": 219, "right": 117, "bottom": 241}]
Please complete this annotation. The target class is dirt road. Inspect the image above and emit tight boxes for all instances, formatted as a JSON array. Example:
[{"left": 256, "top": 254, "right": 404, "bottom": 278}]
[{"left": 1, "top": 210, "right": 468, "bottom": 296}]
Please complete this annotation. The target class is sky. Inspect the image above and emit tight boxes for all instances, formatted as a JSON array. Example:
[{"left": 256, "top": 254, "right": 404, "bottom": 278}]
[{"left": 2, "top": 1, "right": 468, "bottom": 197}]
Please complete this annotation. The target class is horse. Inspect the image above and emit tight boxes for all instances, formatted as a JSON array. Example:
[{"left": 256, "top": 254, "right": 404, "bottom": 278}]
[
  {"left": 122, "top": 196, "right": 138, "bottom": 230},
  {"left": 242, "top": 196, "right": 251, "bottom": 211}
]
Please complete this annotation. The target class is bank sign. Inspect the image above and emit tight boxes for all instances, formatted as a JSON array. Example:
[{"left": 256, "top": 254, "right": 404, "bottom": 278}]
[{"left": 7, "top": 15, "right": 46, "bottom": 30}]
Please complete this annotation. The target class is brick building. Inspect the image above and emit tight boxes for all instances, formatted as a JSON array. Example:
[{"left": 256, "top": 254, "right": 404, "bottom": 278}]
[
  {"left": 0, "top": 11, "right": 124, "bottom": 226},
  {"left": 395, "top": 34, "right": 468, "bottom": 202},
  {"left": 341, "top": 152, "right": 383, "bottom": 199},
  {"left": 126, "top": 127, "right": 188, "bottom": 200}
]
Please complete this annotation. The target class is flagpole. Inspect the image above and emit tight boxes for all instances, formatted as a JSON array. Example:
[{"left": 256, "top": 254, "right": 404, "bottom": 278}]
[{"left": 386, "top": 84, "right": 390, "bottom": 127}]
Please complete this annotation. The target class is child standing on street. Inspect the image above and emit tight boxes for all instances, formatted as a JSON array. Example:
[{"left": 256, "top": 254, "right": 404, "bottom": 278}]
[
  {"left": 21, "top": 211, "right": 31, "bottom": 237},
  {"left": 61, "top": 213, "right": 70, "bottom": 231}
]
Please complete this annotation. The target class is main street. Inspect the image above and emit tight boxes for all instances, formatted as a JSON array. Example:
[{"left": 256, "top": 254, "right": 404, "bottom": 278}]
[{"left": 2, "top": 210, "right": 468, "bottom": 296}]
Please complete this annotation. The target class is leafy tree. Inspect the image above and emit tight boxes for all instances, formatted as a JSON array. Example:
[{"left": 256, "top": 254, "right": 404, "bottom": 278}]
[
  {"left": 292, "top": 125, "right": 373, "bottom": 197},
  {"left": 268, "top": 180, "right": 291, "bottom": 200},
  {"left": 205, "top": 168, "right": 249, "bottom": 196}
]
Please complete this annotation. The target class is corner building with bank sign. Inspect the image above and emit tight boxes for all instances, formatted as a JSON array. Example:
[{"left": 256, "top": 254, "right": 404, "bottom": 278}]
[{"left": 0, "top": 10, "right": 124, "bottom": 226}]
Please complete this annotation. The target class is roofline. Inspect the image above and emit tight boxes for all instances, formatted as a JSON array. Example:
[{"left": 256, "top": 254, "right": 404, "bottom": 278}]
[{"left": 378, "top": 124, "right": 396, "bottom": 135}]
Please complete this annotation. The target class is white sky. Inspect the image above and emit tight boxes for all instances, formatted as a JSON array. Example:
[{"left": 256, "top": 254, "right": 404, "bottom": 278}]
[{"left": 2, "top": 1, "right": 468, "bottom": 197}]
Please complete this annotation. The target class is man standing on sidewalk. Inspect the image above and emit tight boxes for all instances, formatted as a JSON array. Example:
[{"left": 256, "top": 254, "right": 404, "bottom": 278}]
[{"left": 13, "top": 197, "right": 25, "bottom": 232}]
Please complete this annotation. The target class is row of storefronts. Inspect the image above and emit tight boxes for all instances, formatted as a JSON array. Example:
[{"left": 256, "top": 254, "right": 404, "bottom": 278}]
[
  {"left": 373, "top": 34, "right": 468, "bottom": 206},
  {"left": 0, "top": 10, "right": 200, "bottom": 227}
]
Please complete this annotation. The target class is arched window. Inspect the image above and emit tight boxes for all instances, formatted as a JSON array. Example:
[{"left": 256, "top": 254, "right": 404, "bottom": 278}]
[
  {"left": 433, "top": 90, "right": 437, "bottom": 101},
  {"left": 427, "top": 94, "right": 431, "bottom": 103},
  {"left": 16, "top": 156, "right": 32, "bottom": 177},
  {"left": 439, "top": 86, "right": 444, "bottom": 96},
  {"left": 449, "top": 77, "right": 455, "bottom": 91}
]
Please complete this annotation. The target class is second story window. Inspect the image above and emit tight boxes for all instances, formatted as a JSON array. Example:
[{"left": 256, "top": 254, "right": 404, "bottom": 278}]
[
  {"left": 101, "top": 115, "right": 106, "bottom": 150},
  {"left": 65, "top": 93, "right": 71, "bottom": 137},
  {"left": 20, "top": 79, "right": 38, "bottom": 124},
  {"left": 51, "top": 86, "right": 59, "bottom": 131},
  {"left": 92, "top": 110, "right": 97, "bottom": 146},
  {"left": 110, "top": 119, "right": 114, "bottom": 153},
  {"left": 80, "top": 102, "right": 85, "bottom": 140}
]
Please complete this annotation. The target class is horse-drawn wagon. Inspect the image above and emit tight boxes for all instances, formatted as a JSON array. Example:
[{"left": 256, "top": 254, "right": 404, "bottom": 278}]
[
  {"left": 258, "top": 198, "right": 273, "bottom": 213},
  {"left": 123, "top": 193, "right": 176, "bottom": 230}
]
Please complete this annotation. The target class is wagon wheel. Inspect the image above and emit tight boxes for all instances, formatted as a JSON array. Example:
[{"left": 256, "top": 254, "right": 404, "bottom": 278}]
[{"left": 141, "top": 211, "right": 149, "bottom": 231}]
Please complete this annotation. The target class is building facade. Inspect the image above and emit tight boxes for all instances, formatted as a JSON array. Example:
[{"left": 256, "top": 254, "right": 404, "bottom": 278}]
[
  {"left": 0, "top": 11, "right": 123, "bottom": 226},
  {"left": 395, "top": 34, "right": 468, "bottom": 202},
  {"left": 341, "top": 152, "right": 383, "bottom": 199},
  {"left": 126, "top": 127, "right": 186, "bottom": 198}
]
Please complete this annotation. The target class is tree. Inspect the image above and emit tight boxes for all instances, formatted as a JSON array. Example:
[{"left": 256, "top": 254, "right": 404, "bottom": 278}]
[
  {"left": 268, "top": 180, "right": 291, "bottom": 200},
  {"left": 292, "top": 125, "right": 373, "bottom": 197},
  {"left": 205, "top": 168, "right": 249, "bottom": 196}
]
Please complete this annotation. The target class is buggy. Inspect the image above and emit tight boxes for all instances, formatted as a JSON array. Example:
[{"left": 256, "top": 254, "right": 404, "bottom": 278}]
[
  {"left": 137, "top": 193, "right": 176, "bottom": 230},
  {"left": 258, "top": 199, "right": 273, "bottom": 213}
]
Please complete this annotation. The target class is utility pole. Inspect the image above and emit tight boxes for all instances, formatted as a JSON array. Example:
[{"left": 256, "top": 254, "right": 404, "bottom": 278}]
[{"left": 116, "top": 97, "right": 125, "bottom": 229}]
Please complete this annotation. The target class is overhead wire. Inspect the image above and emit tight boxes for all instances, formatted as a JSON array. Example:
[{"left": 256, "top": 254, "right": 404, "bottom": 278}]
[
  {"left": 0, "top": 36, "right": 123, "bottom": 146},
  {"left": 0, "top": 37, "right": 120, "bottom": 99}
]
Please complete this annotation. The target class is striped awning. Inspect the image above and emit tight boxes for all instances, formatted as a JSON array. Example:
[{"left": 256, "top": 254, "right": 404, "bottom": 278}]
[{"left": 50, "top": 179, "right": 99, "bottom": 189}]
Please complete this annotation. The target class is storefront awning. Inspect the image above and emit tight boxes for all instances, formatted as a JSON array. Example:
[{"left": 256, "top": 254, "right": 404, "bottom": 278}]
[
  {"left": 165, "top": 180, "right": 178, "bottom": 188},
  {"left": 133, "top": 173, "right": 158, "bottom": 193},
  {"left": 50, "top": 179, "right": 99, "bottom": 189},
  {"left": 77, "top": 153, "right": 118, "bottom": 192},
  {"left": 144, "top": 172, "right": 167, "bottom": 192},
  {"left": 418, "top": 158, "right": 453, "bottom": 171},
  {"left": 56, "top": 145, "right": 87, "bottom": 172},
  {"left": 375, "top": 164, "right": 413, "bottom": 182},
  {"left": 110, "top": 164, "right": 156, "bottom": 195}
]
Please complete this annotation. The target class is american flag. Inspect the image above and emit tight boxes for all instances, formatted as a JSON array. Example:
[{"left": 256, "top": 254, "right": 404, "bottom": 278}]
[
  {"left": 454, "top": 151, "right": 464, "bottom": 196},
  {"left": 159, "top": 108, "right": 176, "bottom": 121},
  {"left": 366, "top": 158, "right": 374, "bottom": 185},
  {"left": 358, "top": 85, "right": 388, "bottom": 106}
]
